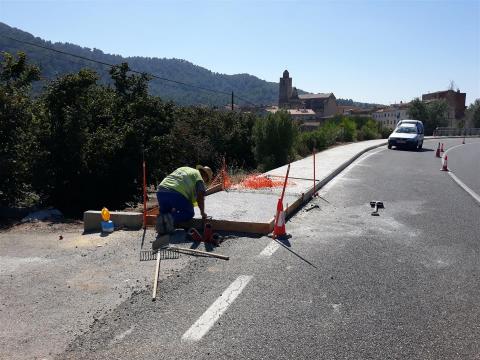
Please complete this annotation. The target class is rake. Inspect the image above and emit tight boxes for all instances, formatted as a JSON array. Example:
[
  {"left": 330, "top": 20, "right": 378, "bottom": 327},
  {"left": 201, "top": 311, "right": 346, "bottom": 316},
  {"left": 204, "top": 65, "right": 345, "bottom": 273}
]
[{"left": 139, "top": 248, "right": 180, "bottom": 261}]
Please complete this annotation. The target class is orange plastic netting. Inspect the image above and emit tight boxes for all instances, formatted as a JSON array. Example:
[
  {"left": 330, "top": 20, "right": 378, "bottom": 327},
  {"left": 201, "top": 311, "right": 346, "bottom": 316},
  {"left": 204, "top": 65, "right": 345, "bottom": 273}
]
[
  {"left": 236, "top": 173, "right": 285, "bottom": 189},
  {"left": 211, "top": 170, "right": 288, "bottom": 190},
  {"left": 208, "top": 157, "right": 291, "bottom": 190}
]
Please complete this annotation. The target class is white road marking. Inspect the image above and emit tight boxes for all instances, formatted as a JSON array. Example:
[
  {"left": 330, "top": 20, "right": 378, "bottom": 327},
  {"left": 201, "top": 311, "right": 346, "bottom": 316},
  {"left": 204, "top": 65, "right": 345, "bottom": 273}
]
[
  {"left": 443, "top": 141, "right": 479, "bottom": 158},
  {"left": 448, "top": 172, "right": 480, "bottom": 206},
  {"left": 443, "top": 143, "right": 468, "bottom": 157},
  {"left": 439, "top": 142, "right": 480, "bottom": 205},
  {"left": 258, "top": 241, "right": 280, "bottom": 257},
  {"left": 181, "top": 275, "right": 253, "bottom": 342}
]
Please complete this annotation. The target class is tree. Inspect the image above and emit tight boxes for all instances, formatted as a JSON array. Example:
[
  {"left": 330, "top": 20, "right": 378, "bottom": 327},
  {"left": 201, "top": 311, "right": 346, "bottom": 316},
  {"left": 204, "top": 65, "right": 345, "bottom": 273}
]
[
  {"left": 34, "top": 64, "right": 178, "bottom": 214},
  {"left": 359, "top": 119, "right": 380, "bottom": 140},
  {"left": 426, "top": 99, "right": 448, "bottom": 132},
  {"left": 408, "top": 98, "right": 448, "bottom": 135},
  {"left": 407, "top": 98, "right": 428, "bottom": 123},
  {"left": 467, "top": 99, "right": 480, "bottom": 128},
  {"left": 0, "top": 52, "right": 40, "bottom": 206},
  {"left": 33, "top": 69, "right": 100, "bottom": 213},
  {"left": 253, "top": 111, "right": 298, "bottom": 171},
  {"left": 340, "top": 117, "right": 357, "bottom": 142}
]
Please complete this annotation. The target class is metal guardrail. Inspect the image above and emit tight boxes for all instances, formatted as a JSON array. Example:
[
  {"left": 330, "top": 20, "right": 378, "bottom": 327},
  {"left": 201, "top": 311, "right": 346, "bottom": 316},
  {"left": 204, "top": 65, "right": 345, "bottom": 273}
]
[{"left": 433, "top": 128, "right": 480, "bottom": 137}]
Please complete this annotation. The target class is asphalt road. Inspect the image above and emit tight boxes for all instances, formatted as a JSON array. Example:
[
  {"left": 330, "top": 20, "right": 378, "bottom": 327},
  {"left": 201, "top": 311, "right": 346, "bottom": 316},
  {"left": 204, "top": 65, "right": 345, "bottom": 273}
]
[
  {"left": 445, "top": 140, "right": 480, "bottom": 196},
  {"left": 60, "top": 138, "right": 480, "bottom": 360}
]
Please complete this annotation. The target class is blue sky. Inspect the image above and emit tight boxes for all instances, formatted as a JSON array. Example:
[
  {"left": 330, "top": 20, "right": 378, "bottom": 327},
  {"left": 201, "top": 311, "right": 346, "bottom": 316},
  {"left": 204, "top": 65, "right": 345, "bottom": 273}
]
[{"left": 1, "top": 0, "right": 479, "bottom": 105}]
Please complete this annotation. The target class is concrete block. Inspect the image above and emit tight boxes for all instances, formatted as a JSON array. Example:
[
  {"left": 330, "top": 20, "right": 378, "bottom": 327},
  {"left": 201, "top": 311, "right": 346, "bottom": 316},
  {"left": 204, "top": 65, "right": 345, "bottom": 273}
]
[{"left": 83, "top": 210, "right": 143, "bottom": 232}]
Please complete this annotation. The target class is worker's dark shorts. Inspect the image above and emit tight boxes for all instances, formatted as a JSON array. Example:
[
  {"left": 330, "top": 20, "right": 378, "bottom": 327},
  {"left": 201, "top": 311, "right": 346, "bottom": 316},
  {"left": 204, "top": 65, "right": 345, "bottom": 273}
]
[{"left": 156, "top": 189, "right": 194, "bottom": 223}]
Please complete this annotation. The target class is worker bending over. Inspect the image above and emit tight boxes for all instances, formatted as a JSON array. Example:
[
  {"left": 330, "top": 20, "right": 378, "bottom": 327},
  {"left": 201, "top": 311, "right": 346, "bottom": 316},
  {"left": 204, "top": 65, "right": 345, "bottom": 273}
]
[{"left": 156, "top": 165, "right": 213, "bottom": 223}]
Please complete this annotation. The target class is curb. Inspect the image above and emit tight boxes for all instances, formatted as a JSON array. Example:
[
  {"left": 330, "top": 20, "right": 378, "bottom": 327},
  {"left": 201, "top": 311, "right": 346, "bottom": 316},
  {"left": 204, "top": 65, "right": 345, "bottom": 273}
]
[
  {"left": 84, "top": 141, "right": 389, "bottom": 235},
  {"left": 285, "top": 141, "right": 387, "bottom": 219}
]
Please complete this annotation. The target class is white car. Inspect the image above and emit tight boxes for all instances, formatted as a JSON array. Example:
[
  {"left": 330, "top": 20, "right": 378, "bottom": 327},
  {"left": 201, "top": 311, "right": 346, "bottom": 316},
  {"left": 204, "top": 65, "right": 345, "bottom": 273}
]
[{"left": 387, "top": 120, "right": 424, "bottom": 150}]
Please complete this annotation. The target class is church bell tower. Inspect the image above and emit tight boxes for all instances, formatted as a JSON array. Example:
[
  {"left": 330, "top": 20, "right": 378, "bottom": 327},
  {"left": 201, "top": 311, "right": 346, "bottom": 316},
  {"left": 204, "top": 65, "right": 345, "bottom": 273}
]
[{"left": 278, "top": 69, "right": 292, "bottom": 108}]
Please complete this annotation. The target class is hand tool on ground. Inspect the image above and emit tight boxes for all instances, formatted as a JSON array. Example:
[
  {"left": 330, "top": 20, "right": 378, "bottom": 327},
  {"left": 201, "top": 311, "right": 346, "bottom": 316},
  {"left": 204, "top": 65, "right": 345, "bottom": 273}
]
[
  {"left": 370, "top": 201, "right": 384, "bottom": 216},
  {"left": 140, "top": 247, "right": 179, "bottom": 261},
  {"left": 202, "top": 222, "right": 220, "bottom": 246},
  {"left": 168, "top": 246, "right": 229, "bottom": 260},
  {"left": 187, "top": 215, "right": 220, "bottom": 246},
  {"left": 188, "top": 228, "right": 204, "bottom": 242},
  {"left": 152, "top": 249, "right": 161, "bottom": 301},
  {"left": 305, "top": 204, "right": 320, "bottom": 212}
]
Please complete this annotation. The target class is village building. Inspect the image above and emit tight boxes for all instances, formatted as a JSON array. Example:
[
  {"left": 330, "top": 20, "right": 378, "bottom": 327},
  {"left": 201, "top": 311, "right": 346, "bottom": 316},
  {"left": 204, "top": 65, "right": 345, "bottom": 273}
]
[
  {"left": 422, "top": 89, "right": 466, "bottom": 127},
  {"left": 278, "top": 70, "right": 338, "bottom": 120},
  {"left": 265, "top": 106, "right": 316, "bottom": 122},
  {"left": 297, "top": 93, "right": 338, "bottom": 118},
  {"left": 372, "top": 102, "right": 410, "bottom": 130}
]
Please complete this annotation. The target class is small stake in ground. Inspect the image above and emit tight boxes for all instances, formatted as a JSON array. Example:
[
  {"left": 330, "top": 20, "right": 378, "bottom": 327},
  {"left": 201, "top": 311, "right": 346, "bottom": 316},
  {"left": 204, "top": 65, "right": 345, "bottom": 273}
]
[
  {"left": 152, "top": 250, "right": 161, "bottom": 301},
  {"left": 312, "top": 146, "right": 318, "bottom": 198}
]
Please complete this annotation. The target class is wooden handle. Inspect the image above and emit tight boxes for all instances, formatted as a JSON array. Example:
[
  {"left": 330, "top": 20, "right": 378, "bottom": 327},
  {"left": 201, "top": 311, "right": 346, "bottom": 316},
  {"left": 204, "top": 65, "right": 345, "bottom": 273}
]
[
  {"left": 152, "top": 253, "right": 161, "bottom": 301},
  {"left": 168, "top": 246, "right": 229, "bottom": 260}
]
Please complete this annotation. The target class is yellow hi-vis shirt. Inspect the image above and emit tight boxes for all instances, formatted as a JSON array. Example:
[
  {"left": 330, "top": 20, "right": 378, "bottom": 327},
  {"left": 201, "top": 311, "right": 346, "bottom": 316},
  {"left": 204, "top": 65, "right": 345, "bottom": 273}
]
[{"left": 159, "top": 167, "right": 204, "bottom": 205}]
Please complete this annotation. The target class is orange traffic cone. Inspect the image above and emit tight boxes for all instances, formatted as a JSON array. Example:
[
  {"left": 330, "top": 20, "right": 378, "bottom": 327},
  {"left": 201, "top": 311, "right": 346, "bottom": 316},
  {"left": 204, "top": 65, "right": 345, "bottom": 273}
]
[
  {"left": 435, "top": 143, "right": 441, "bottom": 158},
  {"left": 440, "top": 143, "right": 445, "bottom": 153},
  {"left": 441, "top": 155, "right": 449, "bottom": 171},
  {"left": 273, "top": 198, "right": 287, "bottom": 238}
]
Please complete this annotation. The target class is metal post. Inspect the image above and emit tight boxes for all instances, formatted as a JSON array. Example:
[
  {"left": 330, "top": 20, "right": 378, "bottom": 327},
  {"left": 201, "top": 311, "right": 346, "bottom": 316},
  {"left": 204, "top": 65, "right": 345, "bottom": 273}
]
[
  {"left": 313, "top": 146, "right": 317, "bottom": 197},
  {"left": 143, "top": 159, "right": 147, "bottom": 229},
  {"left": 279, "top": 164, "right": 291, "bottom": 203},
  {"left": 231, "top": 92, "right": 234, "bottom": 111}
]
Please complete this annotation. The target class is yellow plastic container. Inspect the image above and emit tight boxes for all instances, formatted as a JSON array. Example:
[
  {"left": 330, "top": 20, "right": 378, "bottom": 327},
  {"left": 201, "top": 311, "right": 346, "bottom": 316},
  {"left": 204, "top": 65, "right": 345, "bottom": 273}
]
[{"left": 101, "top": 207, "right": 110, "bottom": 222}]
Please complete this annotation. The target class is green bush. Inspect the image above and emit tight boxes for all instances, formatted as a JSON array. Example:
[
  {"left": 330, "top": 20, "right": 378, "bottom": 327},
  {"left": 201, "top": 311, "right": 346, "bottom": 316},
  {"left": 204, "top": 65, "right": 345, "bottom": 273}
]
[
  {"left": 296, "top": 131, "right": 324, "bottom": 157},
  {"left": 295, "top": 116, "right": 383, "bottom": 157},
  {"left": 253, "top": 110, "right": 298, "bottom": 171},
  {"left": 379, "top": 126, "right": 392, "bottom": 139},
  {"left": 318, "top": 121, "right": 341, "bottom": 147},
  {"left": 359, "top": 119, "right": 380, "bottom": 140},
  {"left": 339, "top": 117, "right": 357, "bottom": 142}
]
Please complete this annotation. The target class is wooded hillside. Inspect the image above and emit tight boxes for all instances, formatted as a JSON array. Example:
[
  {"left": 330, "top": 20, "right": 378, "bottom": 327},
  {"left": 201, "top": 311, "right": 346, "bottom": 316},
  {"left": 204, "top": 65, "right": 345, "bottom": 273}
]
[{"left": 0, "top": 22, "right": 278, "bottom": 106}]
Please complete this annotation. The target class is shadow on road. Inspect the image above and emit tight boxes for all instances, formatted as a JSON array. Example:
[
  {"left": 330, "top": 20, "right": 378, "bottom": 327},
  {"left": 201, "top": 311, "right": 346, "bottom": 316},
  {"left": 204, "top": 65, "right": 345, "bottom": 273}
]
[{"left": 391, "top": 147, "right": 434, "bottom": 152}]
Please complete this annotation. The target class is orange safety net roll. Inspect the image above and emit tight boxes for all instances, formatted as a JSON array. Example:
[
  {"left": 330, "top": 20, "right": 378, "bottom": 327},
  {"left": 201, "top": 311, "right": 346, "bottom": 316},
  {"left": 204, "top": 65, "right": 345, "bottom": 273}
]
[
  {"left": 239, "top": 174, "right": 285, "bottom": 189},
  {"left": 212, "top": 171, "right": 288, "bottom": 190}
]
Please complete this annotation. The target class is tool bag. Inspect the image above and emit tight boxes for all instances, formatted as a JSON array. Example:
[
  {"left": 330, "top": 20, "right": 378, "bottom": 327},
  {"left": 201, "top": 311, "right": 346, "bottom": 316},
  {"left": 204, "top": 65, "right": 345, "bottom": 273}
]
[{"left": 155, "top": 213, "right": 174, "bottom": 235}]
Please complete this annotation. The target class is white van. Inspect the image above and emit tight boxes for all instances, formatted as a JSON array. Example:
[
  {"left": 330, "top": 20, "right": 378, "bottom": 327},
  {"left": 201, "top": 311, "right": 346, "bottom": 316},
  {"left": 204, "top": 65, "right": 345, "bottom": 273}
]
[{"left": 387, "top": 120, "right": 424, "bottom": 150}]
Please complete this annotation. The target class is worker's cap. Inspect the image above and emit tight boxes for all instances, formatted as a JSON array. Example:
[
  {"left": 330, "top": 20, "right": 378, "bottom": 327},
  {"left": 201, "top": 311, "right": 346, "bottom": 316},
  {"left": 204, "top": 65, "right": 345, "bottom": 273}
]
[{"left": 196, "top": 165, "right": 213, "bottom": 184}]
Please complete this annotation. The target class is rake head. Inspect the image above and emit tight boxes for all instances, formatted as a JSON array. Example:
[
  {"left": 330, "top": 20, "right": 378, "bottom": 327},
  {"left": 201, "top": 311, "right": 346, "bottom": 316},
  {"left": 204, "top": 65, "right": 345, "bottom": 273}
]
[{"left": 139, "top": 248, "right": 180, "bottom": 261}]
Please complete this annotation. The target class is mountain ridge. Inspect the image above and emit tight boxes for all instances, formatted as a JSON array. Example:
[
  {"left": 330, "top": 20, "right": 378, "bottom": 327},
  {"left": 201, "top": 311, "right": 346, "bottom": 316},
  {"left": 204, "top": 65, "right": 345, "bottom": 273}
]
[
  {"left": 0, "top": 22, "right": 381, "bottom": 108},
  {"left": 0, "top": 22, "right": 279, "bottom": 106}
]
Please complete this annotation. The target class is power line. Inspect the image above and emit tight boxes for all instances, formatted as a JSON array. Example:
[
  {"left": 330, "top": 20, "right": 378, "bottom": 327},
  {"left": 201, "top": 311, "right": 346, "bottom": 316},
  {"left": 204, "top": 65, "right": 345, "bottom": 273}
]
[{"left": 1, "top": 34, "right": 258, "bottom": 106}]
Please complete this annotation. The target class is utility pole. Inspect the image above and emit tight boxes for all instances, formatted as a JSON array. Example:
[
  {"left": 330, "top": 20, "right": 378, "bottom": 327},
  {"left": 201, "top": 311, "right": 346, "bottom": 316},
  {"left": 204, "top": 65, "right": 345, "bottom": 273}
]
[{"left": 231, "top": 92, "right": 234, "bottom": 111}]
